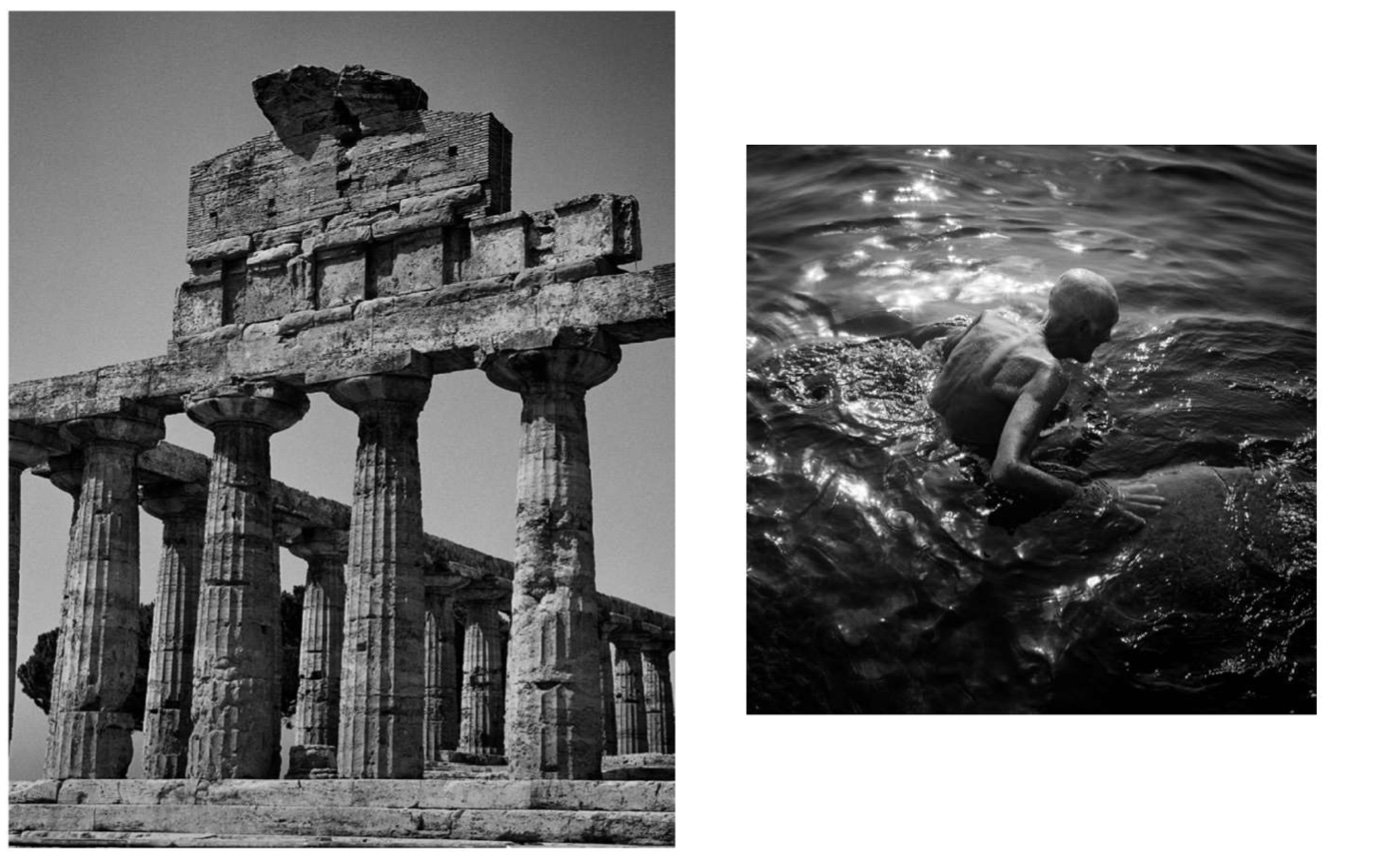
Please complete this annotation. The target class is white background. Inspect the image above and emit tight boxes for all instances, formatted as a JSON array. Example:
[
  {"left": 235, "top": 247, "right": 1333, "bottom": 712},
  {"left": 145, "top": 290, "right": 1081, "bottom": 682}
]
[{"left": 7, "top": 1, "right": 1371, "bottom": 856}]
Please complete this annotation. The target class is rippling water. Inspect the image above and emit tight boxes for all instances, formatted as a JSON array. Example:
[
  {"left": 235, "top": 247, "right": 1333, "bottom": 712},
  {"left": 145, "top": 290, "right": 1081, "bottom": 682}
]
[{"left": 746, "top": 145, "right": 1315, "bottom": 714}]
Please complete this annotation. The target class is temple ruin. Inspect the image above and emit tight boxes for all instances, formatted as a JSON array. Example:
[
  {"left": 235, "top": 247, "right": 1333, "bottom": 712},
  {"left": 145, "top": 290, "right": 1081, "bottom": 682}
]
[{"left": 9, "top": 65, "right": 674, "bottom": 846}]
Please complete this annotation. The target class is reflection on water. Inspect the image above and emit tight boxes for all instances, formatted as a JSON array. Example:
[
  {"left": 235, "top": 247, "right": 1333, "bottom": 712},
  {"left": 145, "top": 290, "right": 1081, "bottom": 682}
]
[{"left": 747, "top": 145, "right": 1315, "bottom": 714}]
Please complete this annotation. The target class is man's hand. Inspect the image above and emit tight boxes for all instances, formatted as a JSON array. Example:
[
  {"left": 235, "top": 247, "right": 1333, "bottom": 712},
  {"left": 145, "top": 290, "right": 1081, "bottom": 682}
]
[{"left": 1104, "top": 478, "right": 1166, "bottom": 527}]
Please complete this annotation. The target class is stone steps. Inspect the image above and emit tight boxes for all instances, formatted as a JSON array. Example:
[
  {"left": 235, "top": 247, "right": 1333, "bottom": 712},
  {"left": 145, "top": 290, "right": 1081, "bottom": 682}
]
[{"left": 9, "top": 779, "right": 674, "bottom": 846}]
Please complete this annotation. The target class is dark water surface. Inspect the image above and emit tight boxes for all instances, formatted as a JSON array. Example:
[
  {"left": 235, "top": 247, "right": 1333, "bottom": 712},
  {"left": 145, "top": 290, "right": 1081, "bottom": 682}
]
[{"left": 746, "top": 145, "right": 1315, "bottom": 714}]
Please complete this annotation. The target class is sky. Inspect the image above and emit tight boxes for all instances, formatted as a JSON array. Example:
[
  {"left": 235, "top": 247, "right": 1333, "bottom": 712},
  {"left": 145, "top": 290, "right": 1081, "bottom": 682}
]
[{"left": 6, "top": 10, "right": 673, "bottom": 780}]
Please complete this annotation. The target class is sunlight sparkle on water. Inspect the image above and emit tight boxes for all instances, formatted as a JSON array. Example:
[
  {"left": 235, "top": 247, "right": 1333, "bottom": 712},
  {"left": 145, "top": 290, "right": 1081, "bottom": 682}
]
[{"left": 895, "top": 175, "right": 947, "bottom": 204}]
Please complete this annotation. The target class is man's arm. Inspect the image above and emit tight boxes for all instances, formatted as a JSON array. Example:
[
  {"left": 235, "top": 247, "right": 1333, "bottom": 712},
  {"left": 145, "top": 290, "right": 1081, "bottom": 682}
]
[
  {"left": 989, "top": 364, "right": 1079, "bottom": 504},
  {"left": 991, "top": 364, "right": 1166, "bottom": 525}
]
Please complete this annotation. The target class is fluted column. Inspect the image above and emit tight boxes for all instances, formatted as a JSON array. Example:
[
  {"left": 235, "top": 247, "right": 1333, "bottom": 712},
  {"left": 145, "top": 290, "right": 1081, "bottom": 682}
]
[
  {"left": 285, "top": 528, "right": 347, "bottom": 775},
  {"left": 484, "top": 335, "right": 620, "bottom": 779},
  {"left": 184, "top": 381, "right": 308, "bottom": 780},
  {"left": 423, "top": 591, "right": 459, "bottom": 761},
  {"left": 611, "top": 634, "right": 647, "bottom": 755},
  {"left": 45, "top": 406, "right": 164, "bottom": 779},
  {"left": 140, "top": 482, "right": 207, "bottom": 778},
  {"left": 10, "top": 421, "right": 65, "bottom": 742},
  {"left": 458, "top": 595, "right": 506, "bottom": 758},
  {"left": 600, "top": 639, "right": 617, "bottom": 757},
  {"left": 330, "top": 373, "right": 431, "bottom": 778},
  {"left": 641, "top": 638, "right": 674, "bottom": 755}
]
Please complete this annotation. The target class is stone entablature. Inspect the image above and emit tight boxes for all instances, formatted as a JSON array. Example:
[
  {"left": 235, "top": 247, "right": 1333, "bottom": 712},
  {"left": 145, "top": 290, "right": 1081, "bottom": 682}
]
[{"left": 12, "top": 265, "right": 673, "bottom": 426}]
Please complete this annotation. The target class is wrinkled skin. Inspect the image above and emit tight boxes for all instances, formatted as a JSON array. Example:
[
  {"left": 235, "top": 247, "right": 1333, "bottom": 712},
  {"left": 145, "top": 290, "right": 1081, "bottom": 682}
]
[{"left": 747, "top": 336, "right": 1315, "bottom": 714}]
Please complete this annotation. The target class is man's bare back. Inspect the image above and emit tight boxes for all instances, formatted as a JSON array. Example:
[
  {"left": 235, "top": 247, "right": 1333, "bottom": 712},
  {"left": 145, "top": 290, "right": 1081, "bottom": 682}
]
[
  {"left": 928, "top": 311, "right": 1063, "bottom": 449},
  {"left": 922, "top": 269, "right": 1164, "bottom": 525}
]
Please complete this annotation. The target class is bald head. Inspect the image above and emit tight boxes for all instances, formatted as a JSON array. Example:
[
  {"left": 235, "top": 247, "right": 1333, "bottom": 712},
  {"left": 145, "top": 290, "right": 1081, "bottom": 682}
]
[
  {"left": 1044, "top": 269, "right": 1119, "bottom": 361},
  {"left": 1049, "top": 269, "right": 1119, "bottom": 326}
]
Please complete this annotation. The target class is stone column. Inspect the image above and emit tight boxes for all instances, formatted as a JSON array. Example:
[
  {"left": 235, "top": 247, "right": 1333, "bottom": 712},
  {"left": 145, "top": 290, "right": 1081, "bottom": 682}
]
[
  {"left": 185, "top": 381, "right": 308, "bottom": 780},
  {"left": 45, "top": 405, "right": 164, "bottom": 779},
  {"left": 140, "top": 482, "right": 207, "bottom": 778},
  {"left": 641, "top": 637, "right": 675, "bottom": 755},
  {"left": 484, "top": 335, "right": 620, "bottom": 779},
  {"left": 612, "top": 634, "right": 647, "bottom": 756},
  {"left": 458, "top": 595, "right": 506, "bottom": 759},
  {"left": 9, "top": 422, "right": 65, "bottom": 741},
  {"left": 423, "top": 591, "right": 459, "bottom": 761},
  {"left": 330, "top": 373, "right": 431, "bottom": 778},
  {"left": 285, "top": 528, "right": 347, "bottom": 776},
  {"left": 600, "top": 639, "right": 617, "bottom": 757}
]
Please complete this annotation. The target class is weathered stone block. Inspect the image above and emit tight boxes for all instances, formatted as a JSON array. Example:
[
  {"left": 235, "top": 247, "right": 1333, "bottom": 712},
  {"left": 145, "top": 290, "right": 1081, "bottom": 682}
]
[
  {"left": 186, "top": 235, "right": 252, "bottom": 265},
  {"left": 371, "top": 209, "right": 455, "bottom": 241},
  {"left": 546, "top": 194, "right": 640, "bottom": 267},
  {"left": 467, "top": 212, "right": 530, "bottom": 279},
  {"left": 236, "top": 254, "right": 311, "bottom": 323},
  {"left": 312, "top": 225, "right": 372, "bottom": 254},
  {"left": 316, "top": 246, "right": 366, "bottom": 308},
  {"left": 388, "top": 228, "right": 445, "bottom": 295},
  {"left": 398, "top": 184, "right": 483, "bottom": 217},
  {"left": 9, "top": 780, "right": 60, "bottom": 804},
  {"left": 173, "top": 280, "right": 223, "bottom": 338},
  {"left": 247, "top": 242, "right": 299, "bottom": 266},
  {"left": 258, "top": 222, "right": 311, "bottom": 249}
]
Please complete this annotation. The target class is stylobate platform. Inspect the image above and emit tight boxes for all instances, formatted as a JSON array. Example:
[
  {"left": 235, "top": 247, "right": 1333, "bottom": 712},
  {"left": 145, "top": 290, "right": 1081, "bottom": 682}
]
[{"left": 9, "top": 779, "right": 674, "bottom": 846}]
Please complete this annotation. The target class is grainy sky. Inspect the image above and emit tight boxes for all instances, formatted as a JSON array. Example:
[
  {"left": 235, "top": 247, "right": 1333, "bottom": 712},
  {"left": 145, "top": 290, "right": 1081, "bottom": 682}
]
[{"left": 7, "top": 11, "right": 673, "bottom": 779}]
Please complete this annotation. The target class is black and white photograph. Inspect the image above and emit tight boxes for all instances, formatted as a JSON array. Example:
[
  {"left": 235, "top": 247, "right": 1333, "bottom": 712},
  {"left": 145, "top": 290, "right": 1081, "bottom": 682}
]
[
  {"left": 7, "top": 11, "right": 673, "bottom": 846},
  {"left": 748, "top": 145, "right": 1316, "bottom": 714}
]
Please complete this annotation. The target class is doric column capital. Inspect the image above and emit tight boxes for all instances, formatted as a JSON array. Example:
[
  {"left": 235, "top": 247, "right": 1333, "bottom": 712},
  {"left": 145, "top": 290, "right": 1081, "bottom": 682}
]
[
  {"left": 184, "top": 380, "right": 309, "bottom": 432},
  {"left": 58, "top": 403, "right": 164, "bottom": 452},
  {"left": 35, "top": 453, "right": 86, "bottom": 497},
  {"left": 284, "top": 527, "right": 349, "bottom": 564},
  {"left": 327, "top": 373, "right": 432, "bottom": 414},
  {"left": 482, "top": 333, "right": 621, "bottom": 394},
  {"left": 139, "top": 481, "right": 208, "bottom": 521},
  {"left": 10, "top": 420, "right": 67, "bottom": 469}
]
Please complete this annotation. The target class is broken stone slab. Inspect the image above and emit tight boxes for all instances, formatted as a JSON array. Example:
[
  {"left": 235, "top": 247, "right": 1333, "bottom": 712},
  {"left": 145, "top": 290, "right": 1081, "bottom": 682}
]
[{"left": 252, "top": 65, "right": 428, "bottom": 142}]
